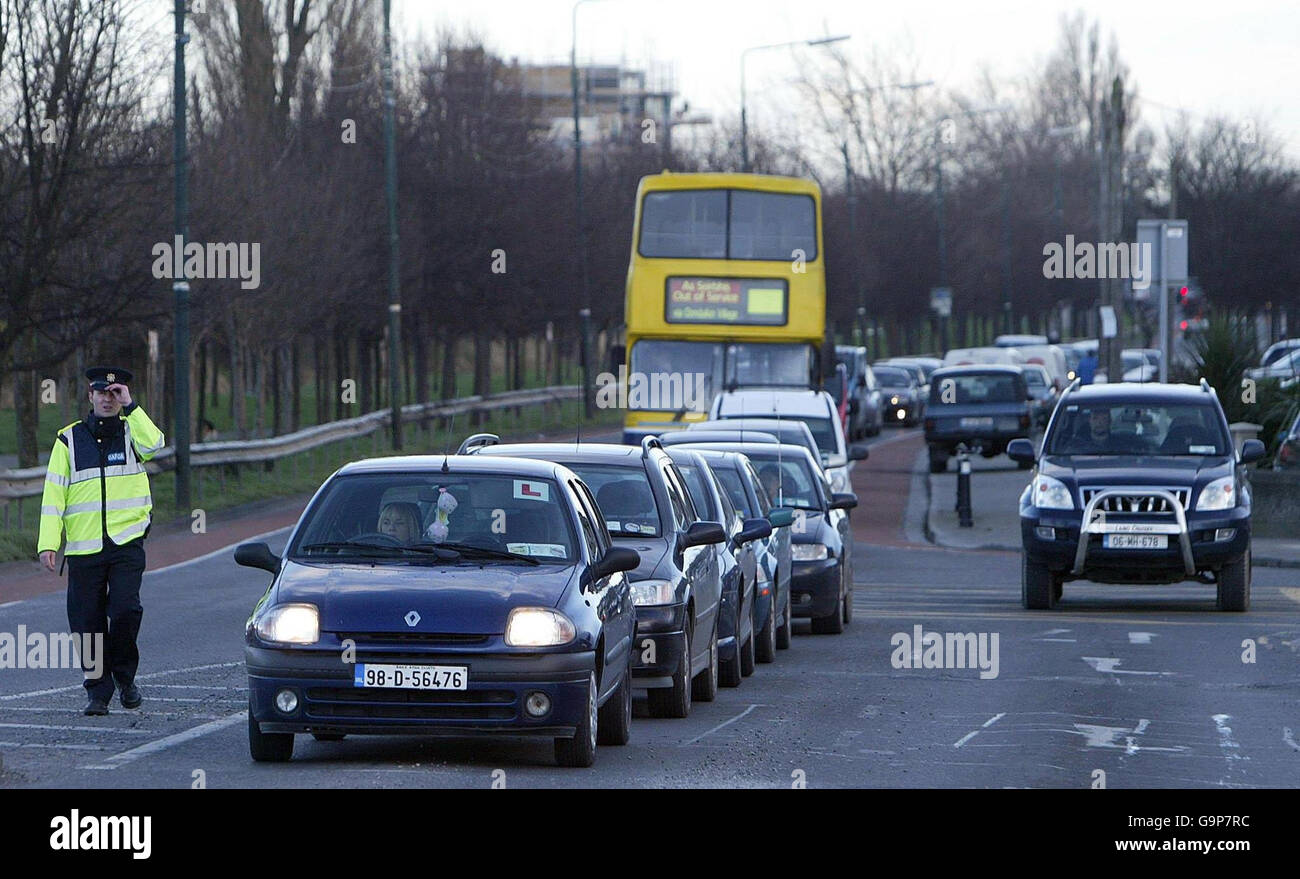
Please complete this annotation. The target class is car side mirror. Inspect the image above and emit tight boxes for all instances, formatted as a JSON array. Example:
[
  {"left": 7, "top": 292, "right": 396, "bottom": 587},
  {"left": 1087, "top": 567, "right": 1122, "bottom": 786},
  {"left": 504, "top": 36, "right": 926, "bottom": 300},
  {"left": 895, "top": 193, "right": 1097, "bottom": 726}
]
[
  {"left": 235, "top": 542, "right": 280, "bottom": 575},
  {"left": 683, "top": 520, "right": 726, "bottom": 548},
  {"left": 591, "top": 546, "right": 640, "bottom": 578},
  {"left": 736, "top": 517, "right": 773, "bottom": 545},
  {"left": 848, "top": 444, "right": 869, "bottom": 461},
  {"left": 1239, "top": 438, "right": 1266, "bottom": 465},
  {"left": 1007, "top": 438, "right": 1036, "bottom": 463},
  {"left": 767, "top": 507, "right": 794, "bottom": 528},
  {"left": 829, "top": 492, "right": 858, "bottom": 510}
]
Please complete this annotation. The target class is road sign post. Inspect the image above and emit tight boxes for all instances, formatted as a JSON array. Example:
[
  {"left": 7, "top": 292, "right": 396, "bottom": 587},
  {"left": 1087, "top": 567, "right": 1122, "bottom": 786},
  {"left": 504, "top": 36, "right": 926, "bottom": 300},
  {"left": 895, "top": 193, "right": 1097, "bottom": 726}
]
[{"left": 1137, "top": 219, "right": 1188, "bottom": 382}]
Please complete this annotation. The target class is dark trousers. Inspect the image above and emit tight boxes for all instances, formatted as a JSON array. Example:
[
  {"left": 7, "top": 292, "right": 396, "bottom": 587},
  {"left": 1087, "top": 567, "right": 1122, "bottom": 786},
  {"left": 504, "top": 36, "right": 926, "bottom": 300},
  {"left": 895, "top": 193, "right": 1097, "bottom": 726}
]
[{"left": 66, "top": 538, "right": 145, "bottom": 702}]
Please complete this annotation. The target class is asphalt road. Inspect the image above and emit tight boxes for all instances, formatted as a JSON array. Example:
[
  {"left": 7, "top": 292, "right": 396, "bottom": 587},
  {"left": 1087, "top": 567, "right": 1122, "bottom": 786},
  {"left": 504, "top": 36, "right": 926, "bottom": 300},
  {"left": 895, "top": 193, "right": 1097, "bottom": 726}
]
[{"left": 1, "top": 429, "right": 1297, "bottom": 789}]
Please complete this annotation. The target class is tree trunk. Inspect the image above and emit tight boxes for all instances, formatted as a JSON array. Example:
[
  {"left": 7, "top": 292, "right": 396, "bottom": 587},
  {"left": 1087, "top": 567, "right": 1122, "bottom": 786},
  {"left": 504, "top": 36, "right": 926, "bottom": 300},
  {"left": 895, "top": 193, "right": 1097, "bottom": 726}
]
[
  {"left": 314, "top": 334, "right": 325, "bottom": 426},
  {"left": 227, "top": 312, "right": 246, "bottom": 439},
  {"left": 473, "top": 330, "right": 491, "bottom": 425},
  {"left": 358, "top": 335, "right": 372, "bottom": 413},
  {"left": 290, "top": 339, "right": 301, "bottom": 432},
  {"left": 196, "top": 338, "right": 207, "bottom": 439},
  {"left": 413, "top": 315, "right": 429, "bottom": 404},
  {"left": 440, "top": 334, "right": 456, "bottom": 402}
]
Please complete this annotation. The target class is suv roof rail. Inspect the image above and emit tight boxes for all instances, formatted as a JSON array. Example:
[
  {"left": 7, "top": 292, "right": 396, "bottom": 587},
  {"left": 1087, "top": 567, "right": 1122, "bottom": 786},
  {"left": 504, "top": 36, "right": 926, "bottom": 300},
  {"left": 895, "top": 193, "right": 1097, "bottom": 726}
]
[
  {"left": 1199, "top": 377, "right": 1212, "bottom": 393},
  {"left": 457, "top": 433, "right": 499, "bottom": 455},
  {"left": 1063, "top": 376, "right": 1081, "bottom": 395},
  {"left": 640, "top": 435, "right": 664, "bottom": 456}
]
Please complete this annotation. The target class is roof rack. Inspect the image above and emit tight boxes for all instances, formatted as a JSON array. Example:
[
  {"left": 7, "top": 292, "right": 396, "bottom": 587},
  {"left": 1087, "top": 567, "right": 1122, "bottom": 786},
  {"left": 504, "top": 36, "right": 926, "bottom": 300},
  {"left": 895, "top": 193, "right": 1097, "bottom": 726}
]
[
  {"left": 1199, "top": 377, "right": 1212, "bottom": 393},
  {"left": 640, "top": 435, "right": 664, "bottom": 456},
  {"left": 457, "top": 433, "right": 499, "bottom": 455}
]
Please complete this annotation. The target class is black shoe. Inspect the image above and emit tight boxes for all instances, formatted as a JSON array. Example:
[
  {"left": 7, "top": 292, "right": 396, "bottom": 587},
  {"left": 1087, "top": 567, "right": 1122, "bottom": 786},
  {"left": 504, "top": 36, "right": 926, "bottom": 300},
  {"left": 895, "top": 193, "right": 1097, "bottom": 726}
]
[
  {"left": 119, "top": 684, "right": 142, "bottom": 710},
  {"left": 84, "top": 697, "right": 110, "bottom": 716}
]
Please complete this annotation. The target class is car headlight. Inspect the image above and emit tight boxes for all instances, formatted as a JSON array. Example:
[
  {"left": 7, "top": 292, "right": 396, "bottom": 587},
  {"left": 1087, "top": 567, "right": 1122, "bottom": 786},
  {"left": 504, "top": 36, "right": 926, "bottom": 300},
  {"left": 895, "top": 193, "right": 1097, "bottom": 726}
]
[
  {"left": 1032, "top": 475, "right": 1074, "bottom": 510},
  {"left": 505, "top": 607, "right": 576, "bottom": 646},
  {"left": 629, "top": 578, "right": 676, "bottom": 606},
  {"left": 890, "top": 395, "right": 900, "bottom": 406},
  {"left": 829, "top": 469, "right": 849, "bottom": 493},
  {"left": 792, "top": 543, "right": 829, "bottom": 561},
  {"left": 254, "top": 604, "right": 320, "bottom": 645},
  {"left": 1196, "top": 476, "right": 1236, "bottom": 511}
]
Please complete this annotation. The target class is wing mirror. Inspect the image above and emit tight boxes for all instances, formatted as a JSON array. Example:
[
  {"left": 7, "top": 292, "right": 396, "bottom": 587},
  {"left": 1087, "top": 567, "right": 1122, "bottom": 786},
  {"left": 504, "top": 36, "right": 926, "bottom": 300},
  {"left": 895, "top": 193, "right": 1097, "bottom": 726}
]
[
  {"left": 683, "top": 521, "right": 726, "bottom": 547},
  {"left": 829, "top": 492, "right": 858, "bottom": 510},
  {"left": 1239, "top": 438, "right": 1266, "bottom": 465},
  {"left": 1007, "top": 438, "right": 1036, "bottom": 463},
  {"left": 234, "top": 542, "right": 280, "bottom": 575},
  {"left": 590, "top": 546, "right": 640, "bottom": 579},
  {"left": 767, "top": 507, "right": 795, "bottom": 528},
  {"left": 848, "top": 444, "right": 869, "bottom": 461},
  {"left": 735, "top": 517, "right": 773, "bottom": 545}
]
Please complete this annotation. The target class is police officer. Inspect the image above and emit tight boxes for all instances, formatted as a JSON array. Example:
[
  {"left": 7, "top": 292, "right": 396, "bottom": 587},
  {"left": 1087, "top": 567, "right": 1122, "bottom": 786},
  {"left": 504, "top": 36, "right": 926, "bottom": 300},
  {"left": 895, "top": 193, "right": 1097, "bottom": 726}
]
[{"left": 38, "top": 367, "right": 166, "bottom": 715}]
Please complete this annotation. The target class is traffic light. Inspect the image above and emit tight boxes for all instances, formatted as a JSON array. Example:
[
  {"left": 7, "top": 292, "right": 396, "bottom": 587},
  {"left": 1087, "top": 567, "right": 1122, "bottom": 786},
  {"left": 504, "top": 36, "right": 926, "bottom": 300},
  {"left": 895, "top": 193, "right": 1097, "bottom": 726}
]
[{"left": 1179, "top": 285, "right": 1189, "bottom": 301}]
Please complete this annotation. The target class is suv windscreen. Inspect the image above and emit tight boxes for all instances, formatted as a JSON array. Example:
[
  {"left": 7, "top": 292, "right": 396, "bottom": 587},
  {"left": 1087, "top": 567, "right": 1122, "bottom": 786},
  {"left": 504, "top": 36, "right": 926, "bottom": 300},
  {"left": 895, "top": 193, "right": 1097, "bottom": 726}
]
[
  {"left": 1047, "top": 402, "right": 1230, "bottom": 456},
  {"left": 930, "top": 373, "right": 1023, "bottom": 405},
  {"left": 562, "top": 463, "right": 663, "bottom": 537},
  {"left": 291, "top": 473, "right": 576, "bottom": 562}
]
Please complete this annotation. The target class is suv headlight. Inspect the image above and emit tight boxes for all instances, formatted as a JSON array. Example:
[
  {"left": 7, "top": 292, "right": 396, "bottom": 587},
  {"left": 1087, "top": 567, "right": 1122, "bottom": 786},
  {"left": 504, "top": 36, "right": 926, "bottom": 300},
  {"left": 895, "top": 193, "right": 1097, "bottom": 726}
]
[
  {"left": 505, "top": 608, "right": 576, "bottom": 646},
  {"left": 829, "top": 468, "right": 849, "bottom": 493},
  {"left": 792, "top": 543, "right": 829, "bottom": 561},
  {"left": 629, "top": 579, "right": 676, "bottom": 606},
  {"left": 254, "top": 604, "right": 319, "bottom": 645},
  {"left": 1032, "top": 475, "right": 1074, "bottom": 510},
  {"left": 1196, "top": 476, "right": 1236, "bottom": 511}
]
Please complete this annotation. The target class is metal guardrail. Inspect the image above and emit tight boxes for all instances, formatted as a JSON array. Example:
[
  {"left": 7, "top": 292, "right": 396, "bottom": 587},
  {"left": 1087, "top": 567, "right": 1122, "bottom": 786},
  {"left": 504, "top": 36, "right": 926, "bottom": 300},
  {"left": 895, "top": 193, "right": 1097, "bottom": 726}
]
[{"left": 0, "top": 385, "right": 581, "bottom": 501}]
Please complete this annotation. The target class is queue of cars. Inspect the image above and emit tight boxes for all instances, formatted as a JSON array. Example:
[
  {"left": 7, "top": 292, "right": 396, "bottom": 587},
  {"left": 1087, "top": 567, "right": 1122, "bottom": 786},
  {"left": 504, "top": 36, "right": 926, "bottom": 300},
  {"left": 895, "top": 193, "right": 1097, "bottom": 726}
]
[{"left": 235, "top": 394, "right": 859, "bottom": 767}]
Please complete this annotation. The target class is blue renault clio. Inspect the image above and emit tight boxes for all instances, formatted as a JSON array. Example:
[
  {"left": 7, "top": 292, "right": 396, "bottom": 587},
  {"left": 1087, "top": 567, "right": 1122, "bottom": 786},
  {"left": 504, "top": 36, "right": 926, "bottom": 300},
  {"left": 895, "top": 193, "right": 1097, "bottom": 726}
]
[{"left": 236, "top": 454, "right": 639, "bottom": 767}]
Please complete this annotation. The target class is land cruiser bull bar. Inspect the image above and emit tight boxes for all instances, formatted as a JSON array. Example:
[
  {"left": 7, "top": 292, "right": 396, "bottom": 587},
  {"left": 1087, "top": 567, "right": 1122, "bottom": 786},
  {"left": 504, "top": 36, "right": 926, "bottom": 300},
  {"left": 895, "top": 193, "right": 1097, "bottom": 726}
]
[{"left": 1072, "top": 487, "right": 1196, "bottom": 577}]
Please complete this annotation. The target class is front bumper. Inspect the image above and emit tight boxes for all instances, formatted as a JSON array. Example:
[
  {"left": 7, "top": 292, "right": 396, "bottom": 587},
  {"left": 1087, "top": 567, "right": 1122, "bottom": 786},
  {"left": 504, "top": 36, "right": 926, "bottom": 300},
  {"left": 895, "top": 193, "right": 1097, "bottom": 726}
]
[
  {"left": 1022, "top": 490, "right": 1251, "bottom": 583},
  {"left": 247, "top": 645, "right": 595, "bottom": 736},
  {"left": 790, "top": 557, "right": 840, "bottom": 618},
  {"left": 628, "top": 602, "right": 689, "bottom": 689}
]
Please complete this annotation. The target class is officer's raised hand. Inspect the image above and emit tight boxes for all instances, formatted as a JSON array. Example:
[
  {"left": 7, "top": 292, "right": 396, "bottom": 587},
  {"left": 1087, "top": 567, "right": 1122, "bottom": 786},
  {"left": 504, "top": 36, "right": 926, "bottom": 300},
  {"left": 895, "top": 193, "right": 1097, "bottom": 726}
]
[{"left": 106, "top": 382, "right": 132, "bottom": 408}]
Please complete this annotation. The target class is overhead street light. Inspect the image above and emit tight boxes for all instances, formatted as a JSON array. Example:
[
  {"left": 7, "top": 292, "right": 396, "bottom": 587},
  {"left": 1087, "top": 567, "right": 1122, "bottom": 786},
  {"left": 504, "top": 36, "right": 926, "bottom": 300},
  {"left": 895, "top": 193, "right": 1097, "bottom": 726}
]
[{"left": 740, "top": 34, "right": 850, "bottom": 172}]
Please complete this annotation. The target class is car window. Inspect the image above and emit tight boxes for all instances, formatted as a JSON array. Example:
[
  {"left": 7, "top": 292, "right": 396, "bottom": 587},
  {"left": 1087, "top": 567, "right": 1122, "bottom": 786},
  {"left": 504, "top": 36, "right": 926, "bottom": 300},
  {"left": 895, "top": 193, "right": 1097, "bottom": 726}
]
[
  {"left": 708, "top": 466, "right": 741, "bottom": 529},
  {"left": 565, "top": 463, "right": 661, "bottom": 537},
  {"left": 661, "top": 462, "right": 696, "bottom": 528},
  {"left": 574, "top": 481, "right": 612, "bottom": 555},
  {"left": 930, "top": 373, "right": 1023, "bottom": 405},
  {"left": 748, "top": 454, "right": 822, "bottom": 510},
  {"left": 714, "top": 466, "right": 754, "bottom": 518},
  {"left": 291, "top": 473, "right": 577, "bottom": 562},
  {"left": 743, "top": 460, "right": 773, "bottom": 515},
  {"left": 1048, "top": 402, "right": 1229, "bottom": 456},
  {"left": 1024, "top": 370, "right": 1047, "bottom": 388},
  {"left": 673, "top": 460, "right": 717, "bottom": 520},
  {"left": 567, "top": 480, "right": 602, "bottom": 561}
]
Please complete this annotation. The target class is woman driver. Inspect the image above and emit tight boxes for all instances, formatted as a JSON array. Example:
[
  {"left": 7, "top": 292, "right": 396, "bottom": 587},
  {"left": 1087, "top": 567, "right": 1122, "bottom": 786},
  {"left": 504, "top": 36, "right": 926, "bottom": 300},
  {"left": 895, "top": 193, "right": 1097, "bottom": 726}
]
[{"left": 377, "top": 501, "right": 423, "bottom": 544}]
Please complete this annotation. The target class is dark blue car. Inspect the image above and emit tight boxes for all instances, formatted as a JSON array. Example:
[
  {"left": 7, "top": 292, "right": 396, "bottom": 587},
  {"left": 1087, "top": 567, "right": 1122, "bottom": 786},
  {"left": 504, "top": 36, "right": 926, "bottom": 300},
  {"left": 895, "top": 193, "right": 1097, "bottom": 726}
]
[{"left": 236, "top": 454, "right": 640, "bottom": 767}]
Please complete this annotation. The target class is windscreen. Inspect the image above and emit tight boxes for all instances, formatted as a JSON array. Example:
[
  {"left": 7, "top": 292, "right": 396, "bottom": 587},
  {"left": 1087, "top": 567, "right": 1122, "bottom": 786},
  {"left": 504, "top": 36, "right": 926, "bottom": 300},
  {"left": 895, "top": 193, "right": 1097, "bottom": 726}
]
[
  {"left": 873, "top": 367, "right": 913, "bottom": 387},
  {"left": 930, "top": 373, "right": 1023, "bottom": 405},
  {"left": 290, "top": 473, "right": 576, "bottom": 562},
  {"left": 745, "top": 454, "right": 823, "bottom": 510},
  {"left": 1047, "top": 402, "right": 1229, "bottom": 456},
  {"left": 639, "top": 189, "right": 816, "bottom": 260}
]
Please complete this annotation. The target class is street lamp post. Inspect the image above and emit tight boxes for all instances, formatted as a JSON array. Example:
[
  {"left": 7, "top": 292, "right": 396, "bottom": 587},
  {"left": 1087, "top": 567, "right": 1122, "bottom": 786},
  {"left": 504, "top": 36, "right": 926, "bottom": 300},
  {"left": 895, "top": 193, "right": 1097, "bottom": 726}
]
[
  {"left": 172, "top": 0, "right": 191, "bottom": 510},
  {"left": 382, "top": 0, "right": 403, "bottom": 449},
  {"left": 740, "top": 35, "right": 849, "bottom": 172}
]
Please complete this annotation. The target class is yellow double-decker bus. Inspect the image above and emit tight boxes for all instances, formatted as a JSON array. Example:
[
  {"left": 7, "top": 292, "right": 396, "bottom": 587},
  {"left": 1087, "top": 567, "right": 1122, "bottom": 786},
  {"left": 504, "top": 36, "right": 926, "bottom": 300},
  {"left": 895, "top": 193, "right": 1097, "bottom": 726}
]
[{"left": 617, "top": 172, "right": 827, "bottom": 444}]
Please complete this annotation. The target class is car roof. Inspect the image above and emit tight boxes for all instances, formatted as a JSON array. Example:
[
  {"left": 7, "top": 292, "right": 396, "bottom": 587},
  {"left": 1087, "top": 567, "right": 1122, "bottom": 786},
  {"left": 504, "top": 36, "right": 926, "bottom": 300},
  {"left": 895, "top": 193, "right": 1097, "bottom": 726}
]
[
  {"left": 662, "top": 429, "right": 779, "bottom": 445},
  {"left": 931, "top": 364, "right": 1025, "bottom": 377},
  {"left": 691, "top": 417, "right": 812, "bottom": 435},
  {"left": 472, "top": 442, "right": 648, "bottom": 465},
  {"left": 337, "top": 453, "right": 570, "bottom": 481},
  {"left": 714, "top": 389, "right": 833, "bottom": 416},
  {"left": 1064, "top": 382, "right": 1218, "bottom": 403},
  {"left": 669, "top": 440, "right": 817, "bottom": 463}
]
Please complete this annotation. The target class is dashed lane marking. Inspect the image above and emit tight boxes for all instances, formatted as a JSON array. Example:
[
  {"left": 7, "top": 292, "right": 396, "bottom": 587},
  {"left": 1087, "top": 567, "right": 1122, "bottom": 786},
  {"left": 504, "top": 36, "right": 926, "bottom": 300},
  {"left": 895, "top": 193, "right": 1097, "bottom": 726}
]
[
  {"left": 78, "top": 710, "right": 247, "bottom": 770},
  {"left": 953, "top": 712, "right": 1005, "bottom": 748}
]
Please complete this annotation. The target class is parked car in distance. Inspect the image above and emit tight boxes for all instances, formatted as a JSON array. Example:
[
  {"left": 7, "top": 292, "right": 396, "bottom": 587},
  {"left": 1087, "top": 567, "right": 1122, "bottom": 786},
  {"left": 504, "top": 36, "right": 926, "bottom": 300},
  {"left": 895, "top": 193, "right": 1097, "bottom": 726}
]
[
  {"left": 237, "top": 454, "right": 641, "bottom": 767},
  {"left": 887, "top": 356, "right": 943, "bottom": 386},
  {"left": 871, "top": 363, "right": 925, "bottom": 426},
  {"left": 463, "top": 436, "right": 725, "bottom": 718},
  {"left": 1015, "top": 345, "right": 1070, "bottom": 391},
  {"left": 1260, "top": 338, "right": 1300, "bottom": 369},
  {"left": 1272, "top": 406, "right": 1300, "bottom": 469},
  {"left": 1022, "top": 363, "right": 1057, "bottom": 427},
  {"left": 942, "top": 346, "right": 1026, "bottom": 367},
  {"left": 995, "top": 334, "right": 1049, "bottom": 348},
  {"left": 835, "top": 344, "right": 885, "bottom": 439},
  {"left": 1247, "top": 347, "right": 1300, "bottom": 384},
  {"left": 924, "top": 365, "right": 1034, "bottom": 472},
  {"left": 1011, "top": 381, "right": 1265, "bottom": 611}
]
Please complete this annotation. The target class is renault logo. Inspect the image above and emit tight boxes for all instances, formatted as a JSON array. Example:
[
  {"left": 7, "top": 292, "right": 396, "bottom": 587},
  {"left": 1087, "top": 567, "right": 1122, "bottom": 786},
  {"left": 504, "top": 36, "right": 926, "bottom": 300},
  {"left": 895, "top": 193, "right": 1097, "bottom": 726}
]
[{"left": 404, "top": 611, "right": 420, "bottom": 627}]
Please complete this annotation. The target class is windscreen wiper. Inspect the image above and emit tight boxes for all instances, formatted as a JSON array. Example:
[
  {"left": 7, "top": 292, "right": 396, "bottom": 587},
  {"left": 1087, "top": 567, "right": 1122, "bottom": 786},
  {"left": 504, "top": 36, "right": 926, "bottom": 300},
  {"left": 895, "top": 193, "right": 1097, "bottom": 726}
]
[
  {"left": 433, "top": 542, "right": 541, "bottom": 566},
  {"left": 300, "top": 541, "right": 459, "bottom": 561}
]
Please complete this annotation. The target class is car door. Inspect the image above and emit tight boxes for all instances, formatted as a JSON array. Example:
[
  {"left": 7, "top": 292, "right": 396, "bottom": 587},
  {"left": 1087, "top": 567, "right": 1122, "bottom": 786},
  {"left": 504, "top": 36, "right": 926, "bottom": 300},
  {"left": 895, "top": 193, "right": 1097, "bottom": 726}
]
[
  {"left": 660, "top": 460, "right": 720, "bottom": 664},
  {"left": 569, "top": 479, "right": 633, "bottom": 692}
]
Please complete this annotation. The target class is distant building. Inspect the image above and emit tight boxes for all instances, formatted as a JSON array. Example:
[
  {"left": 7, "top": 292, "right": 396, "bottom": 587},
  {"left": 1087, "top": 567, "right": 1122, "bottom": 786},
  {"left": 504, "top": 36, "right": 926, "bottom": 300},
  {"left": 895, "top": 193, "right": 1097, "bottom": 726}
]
[{"left": 519, "top": 62, "right": 676, "bottom": 147}]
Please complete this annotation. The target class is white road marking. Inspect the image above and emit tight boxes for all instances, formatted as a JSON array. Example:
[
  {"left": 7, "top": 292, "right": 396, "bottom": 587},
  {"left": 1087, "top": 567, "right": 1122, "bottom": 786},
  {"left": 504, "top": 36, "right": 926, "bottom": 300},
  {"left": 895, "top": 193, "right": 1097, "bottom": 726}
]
[
  {"left": 682, "top": 704, "right": 764, "bottom": 746},
  {"left": 1040, "top": 628, "right": 1071, "bottom": 636},
  {"left": 79, "top": 710, "right": 247, "bottom": 770},
  {"left": 1035, "top": 638, "right": 1077, "bottom": 643},
  {"left": 1128, "top": 632, "right": 1156, "bottom": 644},
  {"left": 1211, "top": 714, "right": 1246, "bottom": 764},
  {"left": 0, "top": 740, "right": 109, "bottom": 751},
  {"left": 0, "top": 721, "right": 153, "bottom": 734},
  {"left": 0, "top": 601, "right": 23, "bottom": 609},
  {"left": 143, "top": 684, "right": 248, "bottom": 690},
  {"left": 953, "top": 712, "right": 1005, "bottom": 748},
  {"left": 1280, "top": 588, "right": 1300, "bottom": 606},
  {"left": 1283, "top": 728, "right": 1300, "bottom": 752},
  {"left": 0, "top": 660, "right": 241, "bottom": 701},
  {"left": 1082, "top": 657, "right": 1173, "bottom": 676},
  {"left": 1073, "top": 723, "right": 1185, "bottom": 753}
]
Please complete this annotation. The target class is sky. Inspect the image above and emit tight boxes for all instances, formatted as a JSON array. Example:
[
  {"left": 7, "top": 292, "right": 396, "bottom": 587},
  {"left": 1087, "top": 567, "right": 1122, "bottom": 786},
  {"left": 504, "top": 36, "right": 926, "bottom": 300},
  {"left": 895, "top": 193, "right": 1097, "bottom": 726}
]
[{"left": 393, "top": 0, "right": 1300, "bottom": 158}]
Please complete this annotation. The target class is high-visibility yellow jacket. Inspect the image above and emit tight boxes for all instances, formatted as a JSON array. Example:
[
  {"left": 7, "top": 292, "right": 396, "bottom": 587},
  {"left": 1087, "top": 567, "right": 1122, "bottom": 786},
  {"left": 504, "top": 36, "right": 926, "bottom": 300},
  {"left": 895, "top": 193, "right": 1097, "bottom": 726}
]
[{"left": 38, "top": 404, "right": 166, "bottom": 556}]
